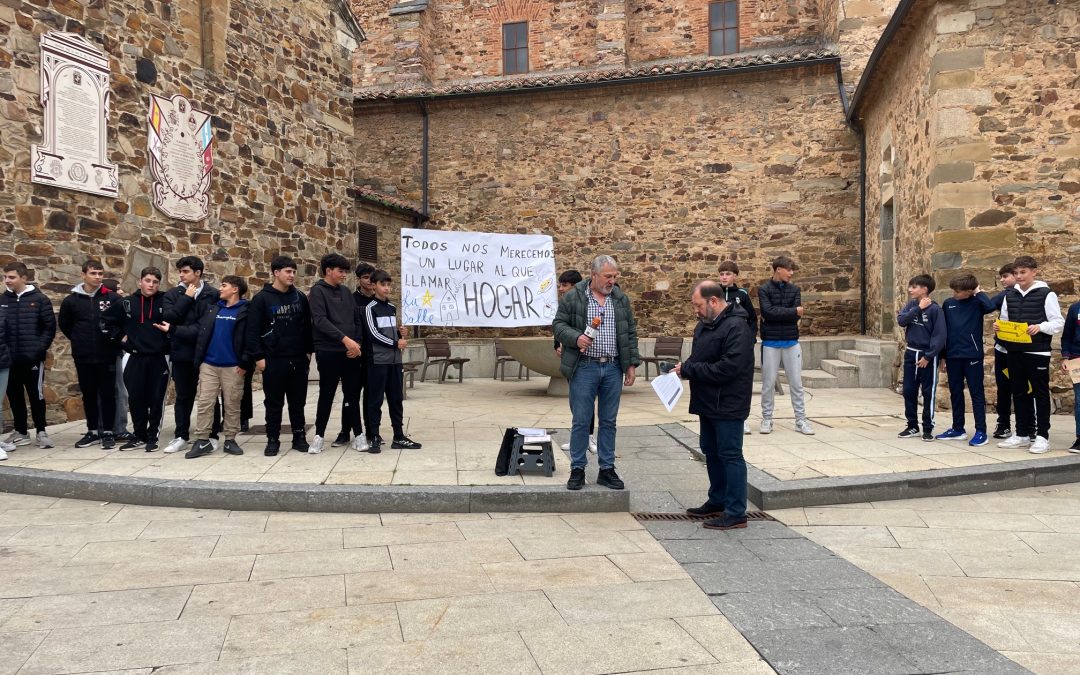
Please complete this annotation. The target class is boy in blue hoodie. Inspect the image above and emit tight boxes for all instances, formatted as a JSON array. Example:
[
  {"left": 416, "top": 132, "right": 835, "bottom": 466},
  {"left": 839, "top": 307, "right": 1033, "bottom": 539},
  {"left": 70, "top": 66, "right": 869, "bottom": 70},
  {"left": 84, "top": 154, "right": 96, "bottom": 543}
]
[
  {"left": 1062, "top": 297, "right": 1080, "bottom": 453},
  {"left": 936, "top": 274, "right": 996, "bottom": 446},
  {"left": 896, "top": 274, "right": 947, "bottom": 441}
]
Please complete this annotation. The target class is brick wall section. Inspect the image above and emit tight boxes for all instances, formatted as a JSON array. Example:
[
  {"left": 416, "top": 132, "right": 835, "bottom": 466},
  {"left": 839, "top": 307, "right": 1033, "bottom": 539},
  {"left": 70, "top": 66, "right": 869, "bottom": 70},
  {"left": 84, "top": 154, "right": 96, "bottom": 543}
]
[
  {"left": 0, "top": 0, "right": 359, "bottom": 422},
  {"left": 355, "top": 67, "right": 861, "bottom": 339}
]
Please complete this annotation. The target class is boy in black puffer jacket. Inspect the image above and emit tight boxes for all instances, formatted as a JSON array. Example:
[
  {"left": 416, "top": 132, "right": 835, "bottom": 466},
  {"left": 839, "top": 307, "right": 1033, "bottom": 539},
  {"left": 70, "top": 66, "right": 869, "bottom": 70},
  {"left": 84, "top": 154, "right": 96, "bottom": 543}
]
[
  {"left": 757, "top": 256, "right": 812, "bottom": 436},
  {"left": 1, "top": 262, "right": 56, "bottom": 449}
]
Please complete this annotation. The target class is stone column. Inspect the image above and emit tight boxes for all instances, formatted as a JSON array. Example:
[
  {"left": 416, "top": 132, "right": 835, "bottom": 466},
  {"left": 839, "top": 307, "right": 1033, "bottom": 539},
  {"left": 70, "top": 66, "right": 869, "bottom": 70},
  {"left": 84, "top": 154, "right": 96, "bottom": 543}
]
[{"left": 596, "top": 1, "right": 628, "bottom": 67}]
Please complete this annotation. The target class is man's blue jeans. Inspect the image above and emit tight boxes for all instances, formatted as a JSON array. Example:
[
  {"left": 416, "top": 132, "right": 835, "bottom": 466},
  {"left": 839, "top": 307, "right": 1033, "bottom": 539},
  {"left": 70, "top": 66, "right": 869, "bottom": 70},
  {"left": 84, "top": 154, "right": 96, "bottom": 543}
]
[
  {"left": 569, "top": 360, "right": 623, "bottom": 470},
  {"left": 699, "top": 417, "right": 747, "bottom": 519}
]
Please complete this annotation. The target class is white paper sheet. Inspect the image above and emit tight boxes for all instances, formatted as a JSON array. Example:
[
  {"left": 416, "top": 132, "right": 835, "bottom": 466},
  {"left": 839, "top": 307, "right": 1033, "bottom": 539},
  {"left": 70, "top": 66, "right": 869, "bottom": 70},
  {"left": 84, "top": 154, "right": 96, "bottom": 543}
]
[{"left": 651, "top": 372, "right": 684, "bottom": 413}]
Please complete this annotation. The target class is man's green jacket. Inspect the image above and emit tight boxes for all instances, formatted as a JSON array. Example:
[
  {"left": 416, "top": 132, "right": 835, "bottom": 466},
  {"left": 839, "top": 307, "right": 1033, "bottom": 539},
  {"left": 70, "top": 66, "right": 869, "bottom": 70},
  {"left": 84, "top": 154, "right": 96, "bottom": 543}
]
[{"left": 552, "top": 279, "right": 641, "bottom": 380}]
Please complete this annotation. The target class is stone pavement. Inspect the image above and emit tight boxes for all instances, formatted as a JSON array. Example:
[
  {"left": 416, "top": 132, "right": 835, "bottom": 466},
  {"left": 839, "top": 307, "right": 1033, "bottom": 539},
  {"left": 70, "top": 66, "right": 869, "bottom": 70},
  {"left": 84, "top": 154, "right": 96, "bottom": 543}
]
[{"left": 3, "top": 377, "right": 1076, "bottom": 487}]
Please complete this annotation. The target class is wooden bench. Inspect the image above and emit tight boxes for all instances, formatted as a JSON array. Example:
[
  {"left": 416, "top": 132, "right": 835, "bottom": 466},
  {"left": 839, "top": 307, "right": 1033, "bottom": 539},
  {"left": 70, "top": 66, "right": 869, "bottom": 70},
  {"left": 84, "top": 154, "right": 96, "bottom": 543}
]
[
  {"left": 419, "top": 338, "right": 471, "bottom": 383},
  {"left": 640, "top": 336, "right": 684, "bottom": 380},
  {"left": 493, "top": 338, "right": 529, "bottom": 381}
]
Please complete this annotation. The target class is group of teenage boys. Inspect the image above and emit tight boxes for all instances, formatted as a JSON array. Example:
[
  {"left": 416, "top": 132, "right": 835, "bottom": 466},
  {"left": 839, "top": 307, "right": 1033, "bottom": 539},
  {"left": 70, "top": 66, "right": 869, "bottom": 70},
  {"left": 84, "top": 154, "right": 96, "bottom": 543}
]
[
  {"left": 898, "top": 256, "right": 1079, "bottom": 454},
  {"left": 0, "top": 254, "right": 419, "bottom": 462}
]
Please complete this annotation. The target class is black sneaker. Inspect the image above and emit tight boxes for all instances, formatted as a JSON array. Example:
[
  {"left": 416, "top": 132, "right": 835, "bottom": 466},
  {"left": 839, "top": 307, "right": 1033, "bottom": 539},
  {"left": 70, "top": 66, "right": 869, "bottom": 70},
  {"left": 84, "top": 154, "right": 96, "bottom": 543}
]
[
  {"left": 686, "top": 503, "right": 725, "bottom": 517},
  {"left": 145, "top": 441, "right": 159, "bottom": 452},
  {"left": 566, "top": 467, "right": 586, "bottom": 491},
  {"left": 922, "top": 430, "right": 934, "bottom": 442},
  {"left": 596, "top": 468, "right": 625, "bottom": 490},
  {"left": 185, "top": 440, "right": 214, "bottom": 459},
  {"left": 119, "top": 438, "right": 145, "bottom": 451},
  {"left": 366, "top": 436, "right": 382, "bottom": 454},
  {"left": 391, "top": 436, "right": 422, "bottom": 450},
  {"left": 897, "top": 427, "right": 920, "bottom": 439},
  {"left": 223, "top": 440, "right": 243, "bottom": 456},
  {"left": 1070, "top": 437, "right": 1080, "bottom": 454},
  {"left": 331, "top": 431, "right": 350, "bottom": 448},
  {"left": 101, "top": 432, "right": 115, "bottom": 450},
  {"left": 240, "top": 420, "right": 250, "bottom": 433},
  {"left": 74, "top": 432, "right": 100, "bottom": 448},
  {"left": 265, "top": 438, "right": 281, "bottom": 456},
  {"left": 291, "top": 434, "right": 309, "bottom": 452},
  {"left": 116, "top": 431, "right": 135, "bottom": 442},
  {"left": 703, "top": 515, "right": 748, "bottom": 530},
  {"left": 993, "top": 425, "right": 1012, "bottom": 439}
]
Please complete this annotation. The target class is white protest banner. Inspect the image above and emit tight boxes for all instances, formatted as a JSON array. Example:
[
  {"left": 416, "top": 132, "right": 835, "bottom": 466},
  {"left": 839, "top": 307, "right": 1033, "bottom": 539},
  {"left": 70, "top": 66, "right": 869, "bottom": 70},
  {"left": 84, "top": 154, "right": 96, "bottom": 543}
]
[{"left": 400, "top": 228, "right": 558, "bottom": 327}]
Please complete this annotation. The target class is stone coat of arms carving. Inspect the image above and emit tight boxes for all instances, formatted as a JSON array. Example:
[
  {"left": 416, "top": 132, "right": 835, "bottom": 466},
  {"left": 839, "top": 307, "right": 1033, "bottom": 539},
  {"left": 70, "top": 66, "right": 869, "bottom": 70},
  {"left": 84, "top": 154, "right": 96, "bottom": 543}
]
[{"left": 147, "top": 94, "right": 214, "bottom": 221}]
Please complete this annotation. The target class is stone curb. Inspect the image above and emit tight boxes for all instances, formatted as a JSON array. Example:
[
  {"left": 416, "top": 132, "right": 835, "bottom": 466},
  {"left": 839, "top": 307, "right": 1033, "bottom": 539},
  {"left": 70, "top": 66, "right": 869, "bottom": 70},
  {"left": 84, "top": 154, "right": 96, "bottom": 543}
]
[
  {"left": 657, "top": 423, "right": 1080, "bottom": 509},
  {"left": 0, "top": 467, "right": 628, "bottom": 513}
]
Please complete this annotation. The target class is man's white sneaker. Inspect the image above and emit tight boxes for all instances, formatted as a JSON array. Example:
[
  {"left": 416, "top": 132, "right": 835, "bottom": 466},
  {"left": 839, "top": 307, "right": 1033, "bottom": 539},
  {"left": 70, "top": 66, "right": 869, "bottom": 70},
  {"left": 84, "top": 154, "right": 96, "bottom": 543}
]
[
  {"left": 1028, "top": 436, "right": 1050, "bottom": 454},
  {"left": 0, "top": 440, "right": 14, "bottom": 452},
  {"left": 560, "top": 442, "right": 571, "bottom": 451},
  {"left": 795, "top": 419, "right": 815, "bottom": 435},
  {"left": 37, "top": 432, "right": 54, "bottom": 449},
  {"left": 163, "top": 438, "right": 187, "bottom": 454},
  {"left": 350, "top": 435, "right": 370, "bottom": 452},
  {"left": 0, "top": 447, "right": 7, "bottom": 461},
  {"left": 588, "top": 436, "right": 598, "bottom": 453},
  {"left": 759, "top": 419, "right": 773, "bottom": 434},
  {"left": 309, "top": 435, "right": 324, "bottom": 454},
  {"left": 6, "top": 432, "right": 30, "bottom": 446},
  {"left": 744, "top": 421, "right": 751, "bottom": 435},
  {"left": 997, "top": 435, "right": 1031, "bottom": 449}
]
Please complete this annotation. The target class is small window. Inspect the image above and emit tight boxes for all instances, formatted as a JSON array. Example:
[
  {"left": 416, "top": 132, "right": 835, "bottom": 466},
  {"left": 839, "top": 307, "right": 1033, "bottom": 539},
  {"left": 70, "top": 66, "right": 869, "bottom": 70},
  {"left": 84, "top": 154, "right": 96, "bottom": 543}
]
[
  {"left": 358, "top": 223, "right": 378, "bottom": 263},
  {"left": 502, "top": 22, "right": 529, "bottom": 75},
  {"left": 709, "top": 1, "right": 739, "bottom": 56}
]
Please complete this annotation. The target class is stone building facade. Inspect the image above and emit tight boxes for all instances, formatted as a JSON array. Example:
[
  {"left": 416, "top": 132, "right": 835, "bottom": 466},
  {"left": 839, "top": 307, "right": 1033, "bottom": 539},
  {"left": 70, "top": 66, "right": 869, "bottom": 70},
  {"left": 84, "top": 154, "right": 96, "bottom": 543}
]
[
  {"left": 850, "top": 0, "right": 1079, "bottom": 404},
  {"left": 352, "top": 0, "right": 863, "bottom": 339},
  {"left": 1, "top": 0, "right": 365, "bottom": 421}
]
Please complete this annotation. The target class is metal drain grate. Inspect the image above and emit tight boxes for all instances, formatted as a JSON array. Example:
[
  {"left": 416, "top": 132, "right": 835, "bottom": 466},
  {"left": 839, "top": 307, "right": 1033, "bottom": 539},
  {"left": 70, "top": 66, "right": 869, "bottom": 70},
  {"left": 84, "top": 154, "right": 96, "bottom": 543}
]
[{"left": 632, "top": 511, "right": 776, "bottom": 522}]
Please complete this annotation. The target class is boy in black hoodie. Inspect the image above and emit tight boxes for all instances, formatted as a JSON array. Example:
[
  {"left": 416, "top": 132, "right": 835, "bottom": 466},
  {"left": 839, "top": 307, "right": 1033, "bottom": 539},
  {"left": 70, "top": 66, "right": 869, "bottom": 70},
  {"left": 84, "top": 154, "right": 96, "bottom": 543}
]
[
  {"left": 246, "top": 256, "right": 314, "bottom": 456},
  {"left": 59, "top": 260, "right": 119, "bottom": 450},
  {"left": 718, "top": 260, "right": 757, "bottom": 436},
  {"left": 1, "top": 262, "right": 57, "bottom": 449},
  {"left": 104, "top": 267, "right": 170, "bottom": 451},
  {"left": 334, "top": 262, "right": 376, "bottom": 448},
  {"left": 308, "top": 253, "right": 364, "bottom": 454},
  {"left": 362, "top": 270, "right": 421, "bottom": 452},
  {"left": 896, "top": 274, "right": 947, "bottom": 441}
]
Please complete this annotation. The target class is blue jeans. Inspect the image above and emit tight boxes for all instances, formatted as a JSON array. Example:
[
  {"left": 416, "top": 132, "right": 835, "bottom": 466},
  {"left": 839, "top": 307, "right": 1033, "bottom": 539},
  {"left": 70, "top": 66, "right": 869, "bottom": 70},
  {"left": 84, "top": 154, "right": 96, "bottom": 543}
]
[
  {"left": 569, "top": 360, "right": 623, "bottom": 470},
  {"left": 699, "top": 417, "right": 747, "bottom": 519}
]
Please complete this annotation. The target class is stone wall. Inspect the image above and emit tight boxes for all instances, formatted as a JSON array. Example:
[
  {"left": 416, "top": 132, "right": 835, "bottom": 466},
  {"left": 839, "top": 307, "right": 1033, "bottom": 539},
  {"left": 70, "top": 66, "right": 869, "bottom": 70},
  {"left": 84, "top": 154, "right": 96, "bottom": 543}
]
[
  {"left": 355, "top": 66, "right": 862, "bottom": 339},
  {"left": 837, "top": 0, "right": 898, "bottom": 85},
  {"left": 0, "top": 0, "right": 360, "bottom": 422}
]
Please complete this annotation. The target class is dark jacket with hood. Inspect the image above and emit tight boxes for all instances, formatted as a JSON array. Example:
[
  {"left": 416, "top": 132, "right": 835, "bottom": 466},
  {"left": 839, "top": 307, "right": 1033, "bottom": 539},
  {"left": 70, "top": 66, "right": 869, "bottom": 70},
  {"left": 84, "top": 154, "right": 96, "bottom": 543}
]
[
  {"left": 0, "top": 284, "right": 56, "bottom": 364},
  {"left": 59, "top": 283, "right": 119, "bottom": 363},
  {"left": 195, "top": 299, "right": 251, "bottom": 371},
  {"left": 757, "top": 279, "right": 802, "bottom": 343},
  {"left": 363, "top": 296, "right": 403, "bottom": 366},
  {"left": 679, "top": 303, "right": 755, "bottom": 420},
  {"left": 552, "top": 279, "right": 641, "bottom": 380},
  {"left": 245, "top": 283, "right": 313, "bottom": 361},
  {"left": 104, "top": 291, "right": 169, "bottom": 356},
  {"left": 309, "top": 279, "right": 362, "bottom": 353},
  {"left": 163, "top": 282, "right": 220, "bottom": 363},
  {"left": 0, "top": 314, "right": 11, "bottom": 369}
]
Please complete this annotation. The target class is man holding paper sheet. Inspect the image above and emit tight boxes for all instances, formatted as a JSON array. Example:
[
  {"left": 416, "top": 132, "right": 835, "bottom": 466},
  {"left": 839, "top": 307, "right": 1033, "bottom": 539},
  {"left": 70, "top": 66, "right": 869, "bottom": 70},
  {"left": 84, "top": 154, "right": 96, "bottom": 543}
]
[{"left": 673, "top": 281, "right": 754, "bottom": 530}]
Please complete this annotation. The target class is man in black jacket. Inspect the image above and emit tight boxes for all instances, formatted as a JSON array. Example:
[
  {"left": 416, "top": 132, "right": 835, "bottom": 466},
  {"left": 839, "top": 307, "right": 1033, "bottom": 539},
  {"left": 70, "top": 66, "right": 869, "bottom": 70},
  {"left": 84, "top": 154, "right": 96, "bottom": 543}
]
[
  {"left": 104, "top": 267, "right": 170, "bottom": 451},
  {"left": 162, "top": 256, "right": 221, "bottom": 455},
  {"left": 674, "top": 281, "right": 754, "bottom": 531},
  {"left": 246, "top": 256, "right": 314, "bottom": 456},
  {"left": 59, "top": 260, "right": 119, "bottom": 449},
  {"left": 334, "top": 262, "right": 376, "bottom": 448},
  {"left": 308, "top": 253, "right": 363, "bottom": 454},
  {"left": 757, "top": 256, "right": 813, "bottom": 436},
  {"left": 1, "top": 262, "right": 57, "bottom": 449}
]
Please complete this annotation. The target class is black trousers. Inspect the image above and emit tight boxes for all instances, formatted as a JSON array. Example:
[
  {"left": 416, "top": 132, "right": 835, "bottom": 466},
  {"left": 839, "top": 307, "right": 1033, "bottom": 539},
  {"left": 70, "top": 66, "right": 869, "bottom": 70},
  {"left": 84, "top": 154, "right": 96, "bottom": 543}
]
[
  {"left": 262, "top": 355, "right": 308, "bottom": 439},
  {"left": 993, "top": 348, "right": 1011, "bottom": 429},
  {"left": 314, "top": 351, "right": 360, "bottom": 437},
  {"left": 902, "top": 349, "right": 938, "bottom": 432},
  {"left": 6, "top": 361, "right": 47, "bottom": 434},
  {"left": 75, "top": 360, "right": 116, "bottom": 435},
  {"left": 241, "top": 368, "right": 254, "bottom": 424},
  {"left": 1007, "top": 351, "right": 1051, "bottom": 439},
  {"left": 173, "top": 360, "right": 220, "bottom": 440},
  {"left": 364, "top": 363, "right": 405, "bottom": 440},
  {"left": 124, "top": 354, "right": 169, "bottom": 443},
  {"left": 339, "top": 358, "right": 366, "bottom": 436}
]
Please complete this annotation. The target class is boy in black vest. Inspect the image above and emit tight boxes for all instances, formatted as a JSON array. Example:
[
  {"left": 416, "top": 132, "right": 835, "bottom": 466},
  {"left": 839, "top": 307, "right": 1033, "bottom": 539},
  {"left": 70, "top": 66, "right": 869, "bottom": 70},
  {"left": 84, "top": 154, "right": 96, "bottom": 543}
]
[{"left": 995, "top": 256, "right": 1064, "bottom": 453}]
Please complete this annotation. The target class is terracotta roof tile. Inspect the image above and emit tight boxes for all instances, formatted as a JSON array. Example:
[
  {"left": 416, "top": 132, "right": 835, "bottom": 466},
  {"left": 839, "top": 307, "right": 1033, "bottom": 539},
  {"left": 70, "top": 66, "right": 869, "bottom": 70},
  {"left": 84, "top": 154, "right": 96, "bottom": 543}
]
[{"left": 353, "top": 186, "right": 428, "bottom": 220}]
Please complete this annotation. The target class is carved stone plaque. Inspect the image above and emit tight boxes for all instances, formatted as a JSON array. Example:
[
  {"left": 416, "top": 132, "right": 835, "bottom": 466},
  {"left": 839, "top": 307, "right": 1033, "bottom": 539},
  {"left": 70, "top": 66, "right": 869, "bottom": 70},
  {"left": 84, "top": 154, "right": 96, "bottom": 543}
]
[{"left": 147, "top": 94, "right": 214, "bottom": 221}]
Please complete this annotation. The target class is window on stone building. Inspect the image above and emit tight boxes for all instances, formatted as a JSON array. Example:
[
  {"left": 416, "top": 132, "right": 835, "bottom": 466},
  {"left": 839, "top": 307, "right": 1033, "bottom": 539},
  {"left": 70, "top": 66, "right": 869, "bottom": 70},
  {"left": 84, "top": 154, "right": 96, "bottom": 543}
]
[
  {"left": 358, "top": 223, "right": 378, "bottom": 263},
  {"left": 709, "top": 1, "right": 739, "bottom": 56},
  {"left": 502, "top": 22, "right": 529, "bottom": 75}
]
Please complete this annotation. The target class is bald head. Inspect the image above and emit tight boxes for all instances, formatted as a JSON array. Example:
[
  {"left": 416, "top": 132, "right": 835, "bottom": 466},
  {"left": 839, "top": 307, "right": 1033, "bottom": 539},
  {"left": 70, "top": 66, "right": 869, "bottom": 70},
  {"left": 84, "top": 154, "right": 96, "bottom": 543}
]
[{"left": 692, "top": 280, "right": 728, "bottom": 321}]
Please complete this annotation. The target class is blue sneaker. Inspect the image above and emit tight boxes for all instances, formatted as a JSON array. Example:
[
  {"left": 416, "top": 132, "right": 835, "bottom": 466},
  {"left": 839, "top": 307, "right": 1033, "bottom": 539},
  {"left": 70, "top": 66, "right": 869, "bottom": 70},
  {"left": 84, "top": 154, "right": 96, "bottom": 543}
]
[
  {"left": 969, "top": 431, "right": 989, "bottom": 447},
  {"left": 936, "top": 428, "right": 968, "bottom": 441}
]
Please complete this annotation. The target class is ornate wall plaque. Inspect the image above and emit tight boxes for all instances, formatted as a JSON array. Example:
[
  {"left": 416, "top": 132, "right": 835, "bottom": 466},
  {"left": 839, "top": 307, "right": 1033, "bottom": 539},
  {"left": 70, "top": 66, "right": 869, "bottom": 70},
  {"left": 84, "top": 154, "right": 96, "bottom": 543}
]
[
  {"left": 147, "top": 94, "right": 214, "bottom": 221},
  {"left": 31, "top": 32, "right": 119, "bottom": 197}
]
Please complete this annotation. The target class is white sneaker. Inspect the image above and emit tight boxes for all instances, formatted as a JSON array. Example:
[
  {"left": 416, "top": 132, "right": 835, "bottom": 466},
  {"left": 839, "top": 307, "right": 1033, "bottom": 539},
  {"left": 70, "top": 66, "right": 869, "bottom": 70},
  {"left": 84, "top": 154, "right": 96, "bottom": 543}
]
[
  {"left": 795, "top": 419, "right": 815, "bottom": 436},
  {"left": 350, "top": 435, "right": 370, "bottom": 452},
  {"left": 561, "top": 442, "right": 571, "bottom": 451},
  {"left": 309, "top": 435, "right": 324, "bottom": 454},
  {"left": 163, "top": 438, "right": 187, "bottom": 454},
  {"left": 588, "top": 436, "right": 598, "bottom": 454},
  {"left": 760, "top": 419, "right": 773, "bottom": 434},
  {"left": 1028, "top": 436, "right": 1050, "bottom": 454},
  {"left": 997, "top": 435, "right": 1031, "bottom": 449},
  {"left": 744, "top": 421, "right": 751, "bottom": 435},
  {"left": 7, "top": 432, "right": 30, "bottom": 446},
  {"left": 37, "top": 431, "right": 54, "bottom": 449},
  {"left": 210, "top": 438, "right": 220, "bottom": 452},
  {"left": 0, "top": 447, "right": 7, "bottom": 460},
  {"left": 0, "top": 440, "right": 14, "bottom": 452}
]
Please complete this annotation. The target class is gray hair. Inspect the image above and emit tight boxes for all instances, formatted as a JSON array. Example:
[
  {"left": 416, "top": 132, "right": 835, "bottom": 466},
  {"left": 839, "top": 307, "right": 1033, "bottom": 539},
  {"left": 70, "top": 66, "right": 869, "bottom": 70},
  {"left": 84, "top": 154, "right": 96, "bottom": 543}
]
[{"left": 591, "top": 255, "right": 618, "bottom": 273}]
